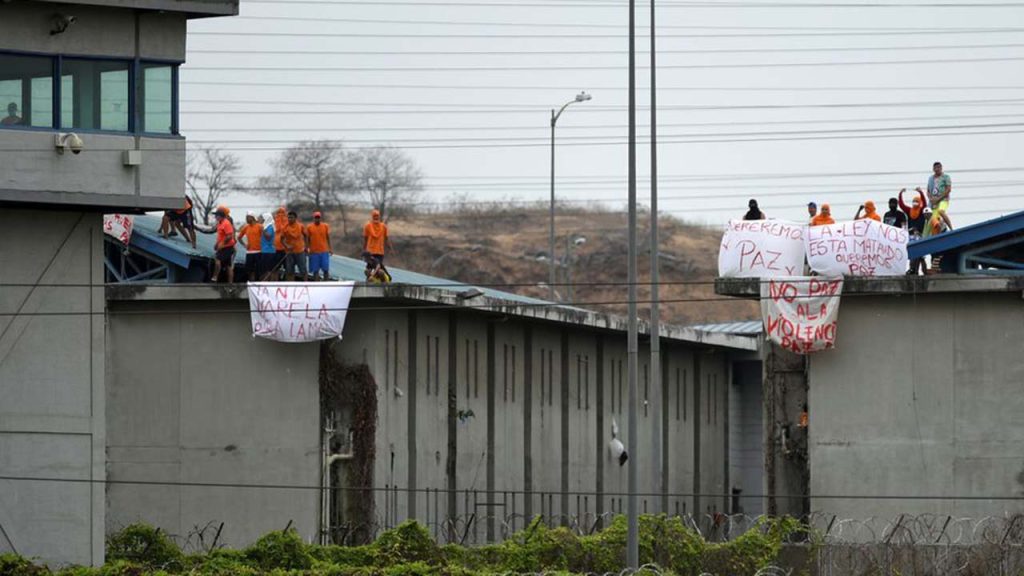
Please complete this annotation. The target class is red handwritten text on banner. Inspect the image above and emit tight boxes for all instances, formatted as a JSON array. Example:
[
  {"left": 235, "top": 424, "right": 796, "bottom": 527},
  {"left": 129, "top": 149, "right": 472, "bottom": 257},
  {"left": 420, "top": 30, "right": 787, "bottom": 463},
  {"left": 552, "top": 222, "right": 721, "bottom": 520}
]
[
  {"left": 718, "top": 220, "right": 806, "bottom": 278},
  {"left": 760, "top": 277, "right": 843, "bottom": 354},
  {"left": 805, "top": 220, "right": 908, "bottom": 277},
  {"left": 247, "top": 281, "right": 355, "bottom": 343}
]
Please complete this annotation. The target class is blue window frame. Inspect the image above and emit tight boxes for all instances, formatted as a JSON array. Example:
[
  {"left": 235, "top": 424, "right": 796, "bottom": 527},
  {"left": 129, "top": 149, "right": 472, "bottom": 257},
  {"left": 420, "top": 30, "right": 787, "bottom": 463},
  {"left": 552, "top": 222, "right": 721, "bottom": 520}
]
[{"left": 0, "top": 50, "right": 180, "bottom": 136}]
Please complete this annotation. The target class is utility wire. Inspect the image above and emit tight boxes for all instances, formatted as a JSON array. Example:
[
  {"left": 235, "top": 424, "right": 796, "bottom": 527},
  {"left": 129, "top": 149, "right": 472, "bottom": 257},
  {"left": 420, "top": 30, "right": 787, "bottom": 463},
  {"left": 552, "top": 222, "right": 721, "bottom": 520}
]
[
  {"left": 10, "top": 126, "right": 1024, "bottom": 151},
  {"left": 5, "top": 474, "right": 1022, "bottom": 500},
  {"left": 184, "top": 55, "right": 1024, "bottom": 71}
]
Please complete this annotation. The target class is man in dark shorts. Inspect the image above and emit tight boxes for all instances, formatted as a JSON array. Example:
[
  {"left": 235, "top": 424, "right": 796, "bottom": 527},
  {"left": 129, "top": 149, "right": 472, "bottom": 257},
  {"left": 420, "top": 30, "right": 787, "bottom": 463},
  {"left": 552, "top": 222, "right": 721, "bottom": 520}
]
[
  {"left": 211, "top": 207, "right": 236, "bottom": 283},
  {"left": 160, "top": 195, "right": 197, "bottom": 248}
]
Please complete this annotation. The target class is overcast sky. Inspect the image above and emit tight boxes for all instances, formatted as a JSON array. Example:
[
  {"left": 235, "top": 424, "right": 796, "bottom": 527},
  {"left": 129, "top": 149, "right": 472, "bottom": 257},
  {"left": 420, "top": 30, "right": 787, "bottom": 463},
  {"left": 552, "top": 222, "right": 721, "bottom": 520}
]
[{"left": 181, "top": 0, "right": 1024, "bottom": 228}]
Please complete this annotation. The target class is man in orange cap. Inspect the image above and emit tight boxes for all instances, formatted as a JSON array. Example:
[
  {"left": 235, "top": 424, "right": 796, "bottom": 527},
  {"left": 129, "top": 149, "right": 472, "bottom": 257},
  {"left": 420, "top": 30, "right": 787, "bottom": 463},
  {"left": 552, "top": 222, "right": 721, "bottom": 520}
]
[
  {"left": 855, "top": 201, "right": 881, "bottom": 222},
  {"left": 362, "top": 209, "right": 391, "bottom": 281},
  {"left": 306, "top": 211, "right": 333, "bottom": 281}
]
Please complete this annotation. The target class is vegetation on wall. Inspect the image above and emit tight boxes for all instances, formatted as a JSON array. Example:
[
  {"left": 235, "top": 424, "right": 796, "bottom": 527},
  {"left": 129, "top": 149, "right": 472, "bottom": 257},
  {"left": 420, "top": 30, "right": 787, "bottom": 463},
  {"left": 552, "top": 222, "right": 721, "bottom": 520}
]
[
  {"left": 0, "top": 514, "right": 803, "bottom": 576},
  {"left": 320, "top": 347, "right": 380, "bottom": 545}
]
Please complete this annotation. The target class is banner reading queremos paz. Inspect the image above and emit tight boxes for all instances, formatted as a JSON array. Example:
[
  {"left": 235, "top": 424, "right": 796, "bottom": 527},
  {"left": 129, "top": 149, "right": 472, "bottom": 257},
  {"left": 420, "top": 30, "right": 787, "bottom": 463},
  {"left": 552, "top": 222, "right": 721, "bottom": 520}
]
[
  {"left": 717, "top": 220, "right": 806, "bottom": 278},
  {"left": 805, "top": 219, "right": 909, "bottom": 277},
  {"left": 247, "top": 281, "right": 355, "bottom": 343},
  {"left": 760, "top": 277, "right": 843, "bottom": 354}
]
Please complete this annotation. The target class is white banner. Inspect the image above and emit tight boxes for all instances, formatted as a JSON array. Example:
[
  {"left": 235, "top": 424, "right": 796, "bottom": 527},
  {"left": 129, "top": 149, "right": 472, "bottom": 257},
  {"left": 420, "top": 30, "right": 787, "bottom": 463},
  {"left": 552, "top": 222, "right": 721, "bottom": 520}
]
[
  {"left": 103, "top": 214, "right": 134, "bottom": 245},
  {"left": 718, "top": 220, "right": 806, "bottom": 278},
  {"left": 247, "top": 281, "right": 355, "bottom": 343},
  {"left": 761, "top": 277, "right": 843, "bottom": 354},
  {"left": 805, "top": 220, "right": 909, "bottom": 277}
]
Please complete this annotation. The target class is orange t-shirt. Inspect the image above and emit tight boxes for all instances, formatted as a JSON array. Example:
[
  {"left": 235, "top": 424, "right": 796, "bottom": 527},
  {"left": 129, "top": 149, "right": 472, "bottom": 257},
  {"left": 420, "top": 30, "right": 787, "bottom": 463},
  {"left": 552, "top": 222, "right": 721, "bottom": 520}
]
[
  {"left": 280, "top": 222, "right": 306, "bottom": 253},
  {"left": 216, "top": 219, "right": 236, "bottom": 249},
  {"left": 363, "top": 221, "right": 388, "bottom": 255},
  {"left": 239, "top": 223, "right": 263, "bottom": 253},
  {"left": 307, "top": 222, "right": 331, "bottom": 254},
  {"left": 273, "top": 214, "right": 288, "bottom": 251}
]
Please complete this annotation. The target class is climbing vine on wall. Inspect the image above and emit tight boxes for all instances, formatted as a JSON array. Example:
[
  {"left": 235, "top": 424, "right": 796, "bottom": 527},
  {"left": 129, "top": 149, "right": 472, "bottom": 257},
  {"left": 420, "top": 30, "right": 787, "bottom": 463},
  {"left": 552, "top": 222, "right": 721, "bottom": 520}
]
[{"left": 319, "top": 342, "right": 379, "bottom": 544}]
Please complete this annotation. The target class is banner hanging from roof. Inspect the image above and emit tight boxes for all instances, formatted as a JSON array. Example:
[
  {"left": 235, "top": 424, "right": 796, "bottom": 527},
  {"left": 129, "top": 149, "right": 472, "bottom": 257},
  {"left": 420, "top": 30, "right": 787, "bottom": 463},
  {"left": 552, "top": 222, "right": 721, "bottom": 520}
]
[
  {"left": 103, "top": 214, "right": 134, "bottom": 245},
  {"left": 247, "top": 281, "right": 355, "bottom": 343},
  {"left": 760, "top": 276, "right": 843, "bottom": 354},
  {"left": 717, "top": 220, "right": 806, "bottom": 278},
  {"left": 805, "top": 220, "right": 909, "bottom": 277}
]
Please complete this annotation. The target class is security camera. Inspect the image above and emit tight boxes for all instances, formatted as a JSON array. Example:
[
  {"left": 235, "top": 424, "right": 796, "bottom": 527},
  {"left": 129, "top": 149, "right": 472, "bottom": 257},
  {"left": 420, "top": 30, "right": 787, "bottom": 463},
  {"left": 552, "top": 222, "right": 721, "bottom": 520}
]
[
  {"left": 573, "top": 237, "right": 587, "bottom": 246},
  {"left": 50, "top": 14, "right": 76, "bottom": 35},
  {"left": 55, "top": 132, "right": 84, "bottom": 155}
]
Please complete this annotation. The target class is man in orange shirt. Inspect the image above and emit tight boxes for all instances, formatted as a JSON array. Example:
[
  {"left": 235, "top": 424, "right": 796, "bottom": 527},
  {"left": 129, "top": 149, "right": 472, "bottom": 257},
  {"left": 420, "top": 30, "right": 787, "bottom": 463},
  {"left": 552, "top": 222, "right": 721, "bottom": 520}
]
[
  {"left": 362, "top": 209, "right": 391, "bottom": 282},
  {"left": 211, "top": 207, "right": 236, "bottom": 283},
  {"left": 306, "top": 211, "right": 333, "bottom": 281},
  {"left": 280, "top": 210, "right": 308, "bottom": 281},
  {"left": 237, "top": 211, "right": 264, "bottom": 281},
  {"left": 265, "top": 207, "right": 288, "bottom": 280}
]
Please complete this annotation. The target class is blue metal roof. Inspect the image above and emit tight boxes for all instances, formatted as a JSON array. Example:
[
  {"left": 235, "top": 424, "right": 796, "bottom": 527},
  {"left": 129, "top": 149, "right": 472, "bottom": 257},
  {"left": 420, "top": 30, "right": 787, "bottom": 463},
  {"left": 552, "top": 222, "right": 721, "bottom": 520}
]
[
  {"left": 908, "top": 209, "right": 1024, "bottom": 260},
  {"left": 128, "top": 213, "right": 551, "bottom": 305},
  {"left": 687, "top": 320, "right": 763, "bottom": 336}
]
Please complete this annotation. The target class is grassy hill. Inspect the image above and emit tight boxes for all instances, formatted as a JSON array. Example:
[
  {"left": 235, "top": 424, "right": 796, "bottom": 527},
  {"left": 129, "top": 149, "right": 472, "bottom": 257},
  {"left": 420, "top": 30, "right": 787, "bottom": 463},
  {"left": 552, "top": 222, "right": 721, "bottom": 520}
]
[{"left": 330, "top": 204, "right": 757, "bottom": 327}]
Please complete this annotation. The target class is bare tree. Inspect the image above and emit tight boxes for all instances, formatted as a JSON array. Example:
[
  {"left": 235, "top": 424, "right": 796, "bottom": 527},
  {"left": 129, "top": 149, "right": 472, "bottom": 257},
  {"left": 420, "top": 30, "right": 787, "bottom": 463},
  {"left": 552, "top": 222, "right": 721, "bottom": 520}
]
[
  {"left": 186, "top": 146, "right": 241, "bottom": 226},
  {"left": 349, "top": 146, "right": 423, "bottom": 221},
  {"left": 257, "top": 140, "right": 354, "bottom": 233}
]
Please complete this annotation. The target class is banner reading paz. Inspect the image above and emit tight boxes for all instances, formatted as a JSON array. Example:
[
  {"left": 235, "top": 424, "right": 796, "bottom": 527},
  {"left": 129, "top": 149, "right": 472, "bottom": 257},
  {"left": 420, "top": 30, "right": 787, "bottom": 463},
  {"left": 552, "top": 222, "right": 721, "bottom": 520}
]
[
  {"left": 248, "top": 281, "right": 355, "bottom": 343},
  {"left": 761, "top": 277, "right": 843, "bottom": 354},
  {"left": 805, "top": 220, "right": 908, "bottom": 277},
  {"left": 717, "top": 220, "right": 806, "bottom": 278}
]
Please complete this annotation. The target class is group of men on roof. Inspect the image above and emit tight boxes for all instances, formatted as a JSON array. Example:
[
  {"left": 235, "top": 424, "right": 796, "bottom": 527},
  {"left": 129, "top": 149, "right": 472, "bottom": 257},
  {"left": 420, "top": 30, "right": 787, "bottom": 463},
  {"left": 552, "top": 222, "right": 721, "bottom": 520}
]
[
  {"left": 159, "top": 203, "right": 392, "bottom": 284},
  {"left": 743, "top": 161, "right": 954, "bottom": 275}
]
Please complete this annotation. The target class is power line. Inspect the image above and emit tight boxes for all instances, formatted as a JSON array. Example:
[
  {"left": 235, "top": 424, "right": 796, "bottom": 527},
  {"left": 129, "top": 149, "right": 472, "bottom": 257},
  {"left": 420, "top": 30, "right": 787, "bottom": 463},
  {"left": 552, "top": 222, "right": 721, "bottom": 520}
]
[
  {"left": 175, "top": 96, "right": 1024, "bottom": 112},
  {"left": 180, "top": 112, "right": 1024, "bottom": 133},
  {"left": 187, "top": 30, "right": 1024, "bottom": 39},
  {"left": 230, "top": 0, "right": 1024, "bottom": 8},
  {"left": 182, "top": 120, "right": 1024, "bottom": 139},
  {"left": 183, "top": 56, "right": 1024, "bottom": 70},
  {"left": 179, "top": 81, "right": 1024, "bottom": 92},
  {"left": 224, "top": 16, "right": 1024, "bottom": 31},
  {"left": 7, "top": 127, "right": 1024, "bottom": 153},
  {"left": 6, "top": 474, "right": 1024, "bottom": 501}
]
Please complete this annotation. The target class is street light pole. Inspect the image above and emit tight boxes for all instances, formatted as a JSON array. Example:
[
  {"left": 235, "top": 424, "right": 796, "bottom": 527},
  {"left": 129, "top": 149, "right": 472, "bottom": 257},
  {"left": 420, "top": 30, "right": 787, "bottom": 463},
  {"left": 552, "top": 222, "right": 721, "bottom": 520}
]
[
  {"left": 549, "top": 92, "right": 591, "bottom": 302},
  {"left": 626, "top": 0, "right": 639, "bottom": 569},
  {"left": 649, "top": 0, "right": 664, "bottom": 516}
]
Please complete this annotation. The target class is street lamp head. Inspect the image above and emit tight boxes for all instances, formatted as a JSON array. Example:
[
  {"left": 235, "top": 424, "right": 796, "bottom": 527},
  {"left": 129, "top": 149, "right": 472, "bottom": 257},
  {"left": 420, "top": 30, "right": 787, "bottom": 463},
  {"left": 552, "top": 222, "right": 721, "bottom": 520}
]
[{"left": 575, "top": 92, "right": 592, "bottom": 102}]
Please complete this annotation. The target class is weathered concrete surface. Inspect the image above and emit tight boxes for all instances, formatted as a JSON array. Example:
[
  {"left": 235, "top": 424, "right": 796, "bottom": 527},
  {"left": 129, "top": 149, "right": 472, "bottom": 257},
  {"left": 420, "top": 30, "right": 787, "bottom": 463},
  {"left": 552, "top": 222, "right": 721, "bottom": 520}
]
[
  {"left": 809, "top": 292, "right": 1024, "bottom": 519},
  {"left": 104, "top": 284, "right": 743, "bottom": 545},
  {"left": 105, "top": 300, "right": 321, "bottom": 548},
  {"left": 0, "top": 210, "right": 105, "bottom": 565}
]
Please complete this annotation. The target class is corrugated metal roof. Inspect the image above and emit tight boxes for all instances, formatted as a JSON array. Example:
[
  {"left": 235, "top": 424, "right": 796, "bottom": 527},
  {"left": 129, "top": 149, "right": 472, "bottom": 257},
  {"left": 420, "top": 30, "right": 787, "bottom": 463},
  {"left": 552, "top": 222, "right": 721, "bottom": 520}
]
[
  {"left": 908, "top": 208, "right": 1024, "bottom": 260},
  {"left": 129, "top": 213, "right": 551, "bottom": 305},
  {"left": 686, "top": 320, "right": 763, "bottom": 336}
]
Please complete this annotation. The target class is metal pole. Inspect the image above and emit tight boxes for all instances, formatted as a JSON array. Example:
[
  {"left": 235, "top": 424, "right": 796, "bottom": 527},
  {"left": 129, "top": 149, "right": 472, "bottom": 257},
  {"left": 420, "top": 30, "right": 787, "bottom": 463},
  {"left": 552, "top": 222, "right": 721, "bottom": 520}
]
[
  {"left": 549, "top": 109, "right": 557, "bottom": 302},
  {"left": 649, "top": 0, "right": 664, "bottom": 516},
  {"left": 626, "top": 0, "right": 639, "bottom": 568}
]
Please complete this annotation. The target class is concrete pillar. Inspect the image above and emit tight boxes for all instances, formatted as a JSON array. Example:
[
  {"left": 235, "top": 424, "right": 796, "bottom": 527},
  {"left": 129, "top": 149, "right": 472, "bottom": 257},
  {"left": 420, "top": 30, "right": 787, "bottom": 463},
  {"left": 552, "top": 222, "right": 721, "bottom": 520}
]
[{"left": 763, "top": 341, "right": 809, "bottom": 517}]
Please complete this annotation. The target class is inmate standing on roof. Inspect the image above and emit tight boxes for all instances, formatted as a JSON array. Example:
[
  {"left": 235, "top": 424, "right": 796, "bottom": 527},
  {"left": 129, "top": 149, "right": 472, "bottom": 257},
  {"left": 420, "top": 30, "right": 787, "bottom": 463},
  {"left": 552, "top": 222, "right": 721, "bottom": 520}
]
[
  {"left": 281, "top": 211, "right": 308, "bottom": 281},
  {"left": 307, "top": 211, "right": 333, "bottom": 281},
  {"left": 238, "top": 212, "right": 264, "bottom": 282},
  {"left": 212, "top": 207, "right": 236, "bottom": 284},
  {"left": 363, "top": 209, "right": 391, "bottom": 281}
]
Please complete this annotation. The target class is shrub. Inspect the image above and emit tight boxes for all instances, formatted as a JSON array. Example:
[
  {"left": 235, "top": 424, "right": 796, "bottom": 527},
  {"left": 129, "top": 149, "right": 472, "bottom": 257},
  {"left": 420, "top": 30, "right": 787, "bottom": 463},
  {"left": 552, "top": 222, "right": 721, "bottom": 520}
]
[
  {"left": 371, "top": 521, "right": 440, "bottom": 567},
  {"left": 242, "top": 528, "right": 313, "bottom": 571},
  {"left": 0, "top": 553, "right": 49, "bottom": 576},
  {"left": 105, "top": 525, "right": 183, "bottom": 570}
]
